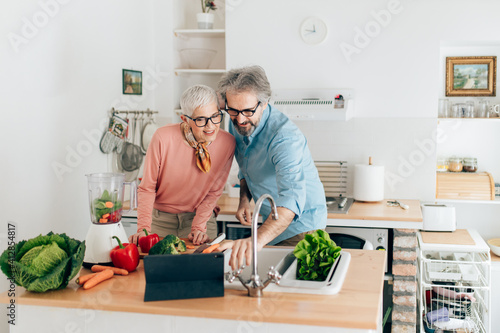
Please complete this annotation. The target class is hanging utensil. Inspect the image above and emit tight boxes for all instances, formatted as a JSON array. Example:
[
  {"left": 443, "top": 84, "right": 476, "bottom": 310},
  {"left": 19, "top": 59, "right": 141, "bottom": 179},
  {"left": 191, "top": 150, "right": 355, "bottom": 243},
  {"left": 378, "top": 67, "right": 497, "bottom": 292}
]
[
  {"left": 141, "top": 112, "right": 158, "bottom": 154},
  {"left": 120, "top": 114, "right": 144, "bottom": 172}
]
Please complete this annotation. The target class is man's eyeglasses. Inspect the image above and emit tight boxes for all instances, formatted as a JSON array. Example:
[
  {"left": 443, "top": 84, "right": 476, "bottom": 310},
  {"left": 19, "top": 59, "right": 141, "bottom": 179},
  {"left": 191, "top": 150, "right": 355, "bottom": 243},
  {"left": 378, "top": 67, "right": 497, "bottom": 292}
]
[
  {"left": 184, "top": 110, "right": 223, "bottom": 127},
  {"left": 224, "top": 99, "right": 261, "bottom": 117}
]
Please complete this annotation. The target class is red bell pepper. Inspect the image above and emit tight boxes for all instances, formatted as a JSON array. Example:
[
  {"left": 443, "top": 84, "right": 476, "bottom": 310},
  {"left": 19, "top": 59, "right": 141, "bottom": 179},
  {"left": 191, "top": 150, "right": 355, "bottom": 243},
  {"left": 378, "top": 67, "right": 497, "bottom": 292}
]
[
  {"left": 138, "top": 229, "right": 160, "bottom": 253},
  {"left": 110, "top": 236, "right": 140, "bottom": 272}
]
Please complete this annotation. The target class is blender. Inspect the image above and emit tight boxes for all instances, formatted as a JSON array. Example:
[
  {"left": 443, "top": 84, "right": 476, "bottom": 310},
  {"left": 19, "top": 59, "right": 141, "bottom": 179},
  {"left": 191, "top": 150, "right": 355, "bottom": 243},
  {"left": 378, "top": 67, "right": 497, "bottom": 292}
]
[{"left": 83, "top": 173, "right": 136, "bottom": 267}]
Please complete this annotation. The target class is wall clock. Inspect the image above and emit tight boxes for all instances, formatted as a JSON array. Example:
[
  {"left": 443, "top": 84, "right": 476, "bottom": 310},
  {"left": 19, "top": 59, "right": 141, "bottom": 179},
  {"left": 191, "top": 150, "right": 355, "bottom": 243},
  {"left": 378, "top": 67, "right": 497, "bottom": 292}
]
[{"left": 300, "top": 17, "right": 328, "bottom": 45}]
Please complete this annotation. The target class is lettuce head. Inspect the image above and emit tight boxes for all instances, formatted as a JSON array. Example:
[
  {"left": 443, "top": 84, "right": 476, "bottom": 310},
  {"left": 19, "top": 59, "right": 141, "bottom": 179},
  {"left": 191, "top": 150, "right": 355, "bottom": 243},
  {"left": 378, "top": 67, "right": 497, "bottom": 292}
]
[{"left": 0, "top": 232, "right": 85, "bottom": 292}]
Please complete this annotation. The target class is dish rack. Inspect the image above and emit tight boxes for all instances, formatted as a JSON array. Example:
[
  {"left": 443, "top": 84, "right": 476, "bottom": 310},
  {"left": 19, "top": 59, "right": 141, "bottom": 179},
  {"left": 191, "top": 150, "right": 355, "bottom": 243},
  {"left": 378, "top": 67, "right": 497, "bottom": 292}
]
[{"left": 417, "top": 230, "right": 491, "bottom": 332}]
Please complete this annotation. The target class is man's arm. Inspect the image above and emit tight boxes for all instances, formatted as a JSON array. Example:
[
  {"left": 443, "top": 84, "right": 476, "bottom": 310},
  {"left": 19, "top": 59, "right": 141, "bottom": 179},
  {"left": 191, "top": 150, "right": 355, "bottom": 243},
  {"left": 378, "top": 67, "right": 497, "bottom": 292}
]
[
  {"left": 228, "top": 206, "right": 295, "bottom": 270},
  {"left": 235, "top": 179, "right": 253, "bottom": 225}
]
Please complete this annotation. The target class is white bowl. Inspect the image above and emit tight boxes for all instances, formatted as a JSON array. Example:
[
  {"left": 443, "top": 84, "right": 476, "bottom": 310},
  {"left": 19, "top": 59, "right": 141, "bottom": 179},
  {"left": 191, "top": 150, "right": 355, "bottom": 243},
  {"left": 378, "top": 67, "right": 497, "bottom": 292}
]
[
  {"left": 487, "top": 238, "right": 500, "bottom": 256},
  {"left": 179, "top": 48, "right": 217, "bottom": 69}
]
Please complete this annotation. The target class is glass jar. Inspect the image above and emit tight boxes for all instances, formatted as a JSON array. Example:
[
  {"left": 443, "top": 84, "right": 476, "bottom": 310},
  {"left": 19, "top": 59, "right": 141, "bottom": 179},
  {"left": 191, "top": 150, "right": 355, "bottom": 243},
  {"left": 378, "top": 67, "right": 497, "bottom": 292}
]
[
  {"left": 463, "top": 157, "right": 478, "bottom": 172},
  {"left": 436, "top": 158, "right": 448, "bottom": 172},
  {"left": 448, "top": 157, "right": 463, "bottom": 172}
]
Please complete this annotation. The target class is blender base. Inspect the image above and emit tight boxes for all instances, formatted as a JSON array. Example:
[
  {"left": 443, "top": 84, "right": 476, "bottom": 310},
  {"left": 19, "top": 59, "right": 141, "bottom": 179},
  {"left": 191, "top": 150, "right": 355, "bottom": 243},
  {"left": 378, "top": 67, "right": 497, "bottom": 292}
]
[{"left": 83, "top": 222, "right": 129, "bottom": 266}]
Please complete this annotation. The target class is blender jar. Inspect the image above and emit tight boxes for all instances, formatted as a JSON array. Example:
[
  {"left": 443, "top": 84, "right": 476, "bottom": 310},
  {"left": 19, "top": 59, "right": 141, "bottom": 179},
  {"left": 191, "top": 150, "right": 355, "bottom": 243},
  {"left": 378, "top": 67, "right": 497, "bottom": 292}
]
[{"left": 86, "top": 173, "right": 136, "bottom": 224}]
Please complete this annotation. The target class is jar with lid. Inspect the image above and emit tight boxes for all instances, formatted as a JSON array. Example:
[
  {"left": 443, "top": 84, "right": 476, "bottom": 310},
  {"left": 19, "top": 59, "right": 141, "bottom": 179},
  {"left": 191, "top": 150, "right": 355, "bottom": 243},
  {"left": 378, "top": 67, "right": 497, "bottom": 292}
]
[
  {"left": 436, "top": 158, "right": 448, "bottom": 172},
  {"left": 448, "top": 157, "right": 463, "bottom": 172},
  {"left": 463, "top": 157, "right": 478, "bottom": 172}
]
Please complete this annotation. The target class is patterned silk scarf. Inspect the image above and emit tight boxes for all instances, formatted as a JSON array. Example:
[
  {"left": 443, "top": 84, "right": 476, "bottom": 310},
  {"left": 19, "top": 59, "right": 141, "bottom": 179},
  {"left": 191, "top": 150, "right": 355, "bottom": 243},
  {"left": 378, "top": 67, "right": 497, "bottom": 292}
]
[{"left": 181, "top": 122, "right": 211, "bottom": 173}]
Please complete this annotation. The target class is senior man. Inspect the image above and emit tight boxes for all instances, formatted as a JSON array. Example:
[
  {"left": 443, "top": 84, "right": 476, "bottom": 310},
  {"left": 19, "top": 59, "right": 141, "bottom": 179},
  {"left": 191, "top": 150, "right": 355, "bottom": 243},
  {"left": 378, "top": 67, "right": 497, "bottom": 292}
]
[{"left": 217, "top": 66, "right": 327, "bottom": 270}]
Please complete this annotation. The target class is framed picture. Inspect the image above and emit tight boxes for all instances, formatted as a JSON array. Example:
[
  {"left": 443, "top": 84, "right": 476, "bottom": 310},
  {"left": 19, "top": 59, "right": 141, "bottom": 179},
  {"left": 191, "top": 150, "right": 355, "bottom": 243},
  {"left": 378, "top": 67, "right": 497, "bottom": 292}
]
[
  {"left": 446, "top": 56, "right": 496, "bottom": 97},
  {"left": 122, "top": 69, "right": 142, "bottom": 95}
]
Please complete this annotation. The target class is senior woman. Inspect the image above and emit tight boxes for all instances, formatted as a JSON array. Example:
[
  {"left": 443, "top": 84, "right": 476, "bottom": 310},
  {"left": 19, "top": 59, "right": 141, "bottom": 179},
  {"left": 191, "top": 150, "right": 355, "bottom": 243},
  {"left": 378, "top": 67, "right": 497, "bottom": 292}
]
[{"left": 129, "top": 85, "right": 235, "bottom": 246}]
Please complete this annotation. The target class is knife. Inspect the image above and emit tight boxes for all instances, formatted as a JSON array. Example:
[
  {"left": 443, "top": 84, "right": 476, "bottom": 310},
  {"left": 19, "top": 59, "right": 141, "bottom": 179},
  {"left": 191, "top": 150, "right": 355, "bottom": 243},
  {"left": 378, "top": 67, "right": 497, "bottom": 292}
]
[{"left": 193, "top": 233, "right": 226, "bottom": 253}]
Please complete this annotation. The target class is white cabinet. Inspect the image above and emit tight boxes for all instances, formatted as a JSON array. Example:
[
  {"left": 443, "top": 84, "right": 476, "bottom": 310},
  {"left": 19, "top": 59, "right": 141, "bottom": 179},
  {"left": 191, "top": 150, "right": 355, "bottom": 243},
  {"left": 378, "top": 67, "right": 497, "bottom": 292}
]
[{"left": 417, "top": 230, "right": 491, "bottom": 332}]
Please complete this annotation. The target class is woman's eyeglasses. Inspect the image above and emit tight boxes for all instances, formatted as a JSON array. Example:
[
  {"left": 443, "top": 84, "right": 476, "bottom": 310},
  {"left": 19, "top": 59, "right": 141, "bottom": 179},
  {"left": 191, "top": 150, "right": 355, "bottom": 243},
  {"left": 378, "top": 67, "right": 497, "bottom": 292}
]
[
  {"left": 224, "top": 99, "right": 261, "bottom": 117},
  {"left": 184, "top": 110, "right": 224, "bottom": 127}
]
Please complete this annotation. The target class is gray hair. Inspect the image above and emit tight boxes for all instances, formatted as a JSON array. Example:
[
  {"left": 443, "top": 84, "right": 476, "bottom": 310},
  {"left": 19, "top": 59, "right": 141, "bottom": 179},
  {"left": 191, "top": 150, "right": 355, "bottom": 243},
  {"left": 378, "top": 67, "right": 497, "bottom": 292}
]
[
  {"left": 217, "top": 65, "right": 272, "bottom": 104},
  {"left": 180, "top": 85, "right": 218, "bottom": 117}
]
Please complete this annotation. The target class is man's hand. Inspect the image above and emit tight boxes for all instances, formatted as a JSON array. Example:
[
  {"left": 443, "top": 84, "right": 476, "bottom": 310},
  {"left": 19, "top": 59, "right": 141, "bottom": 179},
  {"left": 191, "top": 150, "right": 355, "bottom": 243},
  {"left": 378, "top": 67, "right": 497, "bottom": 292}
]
[
  {"left": 189, "top": 230, "right": 209, "bottom": 245},
  {"left": 228, "top": 237, "right": 265, "bottom": 270},
  {"left": 236, "top": 201, "right": 252, "bottom": 226}
]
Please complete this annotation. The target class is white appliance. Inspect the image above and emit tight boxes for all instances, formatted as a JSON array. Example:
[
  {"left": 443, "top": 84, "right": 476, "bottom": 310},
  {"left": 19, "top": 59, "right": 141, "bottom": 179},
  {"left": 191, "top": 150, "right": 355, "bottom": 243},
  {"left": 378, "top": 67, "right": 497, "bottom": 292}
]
[
  {"left": 270, "top": 89, "right": 354, "bottom": 121},
  {"left": 325, "top": 226, "right": 389, "bottom": 273},
  {"left": 421, "top": 203, "right": 456, "bottom": 231},
  {"left": 83, "top": 173, "right": 136, "bottom": 267}
]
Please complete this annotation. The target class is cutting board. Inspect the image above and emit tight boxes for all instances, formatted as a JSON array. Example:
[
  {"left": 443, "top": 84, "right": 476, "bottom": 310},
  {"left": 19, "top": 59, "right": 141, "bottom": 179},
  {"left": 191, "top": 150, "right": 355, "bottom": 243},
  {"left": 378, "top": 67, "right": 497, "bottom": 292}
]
[
  {"left": 139, "top": 238, "right": 198, "bottom": 258},
  {"left": 420, "top": 229, "right": 475, "bottom": 245}
]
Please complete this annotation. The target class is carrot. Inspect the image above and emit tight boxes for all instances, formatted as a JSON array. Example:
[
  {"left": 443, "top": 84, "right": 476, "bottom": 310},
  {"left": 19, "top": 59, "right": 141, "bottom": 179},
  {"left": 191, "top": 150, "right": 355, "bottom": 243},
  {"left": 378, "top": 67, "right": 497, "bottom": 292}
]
[
  {"left": 91, "top": 265, "right": 129, "bottom": 276},
  {"left": 99, "top": 218, "right": 108, "bottom": 223},
  {"left": 76, "top": 273, "right": 97, "bottom": 285},
  {"left": 186, "top": 245, "right": 195, "bottom": 249},
  {"left": 202, "top": 243, "right": 220, "bottom": 254},
  {"left": 105, "top": 201, "right": 114, "bottom": 208},
  {"left": 83, "top": 269, "right": 114, "bottom": 290},
  {"left": 102, "top": 213, "right": 110, "bottom": 219}
]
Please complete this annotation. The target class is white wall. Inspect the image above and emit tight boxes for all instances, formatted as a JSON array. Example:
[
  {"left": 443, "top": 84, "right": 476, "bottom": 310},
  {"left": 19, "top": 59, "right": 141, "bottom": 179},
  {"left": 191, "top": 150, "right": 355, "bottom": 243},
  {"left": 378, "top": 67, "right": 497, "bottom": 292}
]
[
  {"left": 0, "top": 0, "right": 175, "bottom": 292},
  {"left": 225, "top": 0, "right": 500, "bottom": 238}
]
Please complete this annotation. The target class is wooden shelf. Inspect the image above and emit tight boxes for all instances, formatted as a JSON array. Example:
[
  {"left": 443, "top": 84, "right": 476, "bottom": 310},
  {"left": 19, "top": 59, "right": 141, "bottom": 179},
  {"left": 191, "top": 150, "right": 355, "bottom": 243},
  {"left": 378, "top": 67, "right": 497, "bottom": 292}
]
[{"left": 174, "top": 29, "right": 225, "bottom": 38}]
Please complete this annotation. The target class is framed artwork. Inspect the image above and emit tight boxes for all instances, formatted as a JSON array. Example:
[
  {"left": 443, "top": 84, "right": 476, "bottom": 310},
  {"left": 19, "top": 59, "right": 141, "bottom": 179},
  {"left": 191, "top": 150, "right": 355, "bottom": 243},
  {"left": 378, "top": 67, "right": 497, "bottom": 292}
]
[
  {"left": 445, "top": 56, "right": 496, "bottom": 96},
  {"left": 122, "top": 69, "right": 142, "bottom": 95}
]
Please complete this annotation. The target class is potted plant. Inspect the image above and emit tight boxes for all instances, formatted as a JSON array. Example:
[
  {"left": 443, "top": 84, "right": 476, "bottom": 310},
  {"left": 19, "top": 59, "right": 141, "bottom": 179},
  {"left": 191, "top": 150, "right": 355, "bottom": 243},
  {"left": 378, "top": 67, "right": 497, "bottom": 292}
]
[{"left": 197, "top": 1, "right": 217, "bottom": 29}]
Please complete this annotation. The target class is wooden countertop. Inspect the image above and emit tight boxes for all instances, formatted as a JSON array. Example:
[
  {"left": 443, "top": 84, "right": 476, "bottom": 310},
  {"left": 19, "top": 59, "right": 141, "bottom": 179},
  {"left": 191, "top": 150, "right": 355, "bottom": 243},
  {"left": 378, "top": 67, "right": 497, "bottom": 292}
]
[
  {"left": 0, "top": 249, "right": 386, "bottom": 330},
  {"left": 328, "top": 199, "right": 422, "bottom": 221},
  {"left": 217, "top": 194, "right": 422, "bottom": 223}
]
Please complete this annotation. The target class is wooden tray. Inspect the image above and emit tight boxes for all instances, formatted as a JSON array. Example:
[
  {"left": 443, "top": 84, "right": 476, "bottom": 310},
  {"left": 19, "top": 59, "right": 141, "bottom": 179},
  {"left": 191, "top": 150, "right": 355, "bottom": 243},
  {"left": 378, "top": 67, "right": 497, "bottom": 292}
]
[{"left": 436, "top": 171, "right": 495, "bottom": 200}]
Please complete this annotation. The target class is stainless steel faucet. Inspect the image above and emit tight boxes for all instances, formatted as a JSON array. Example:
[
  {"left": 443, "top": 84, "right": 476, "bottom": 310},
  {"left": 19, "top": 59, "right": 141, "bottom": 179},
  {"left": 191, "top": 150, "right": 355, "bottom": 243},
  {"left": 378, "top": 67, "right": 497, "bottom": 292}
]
[{"left": 225, "top": 194, "right": 281, "bottom": 297}]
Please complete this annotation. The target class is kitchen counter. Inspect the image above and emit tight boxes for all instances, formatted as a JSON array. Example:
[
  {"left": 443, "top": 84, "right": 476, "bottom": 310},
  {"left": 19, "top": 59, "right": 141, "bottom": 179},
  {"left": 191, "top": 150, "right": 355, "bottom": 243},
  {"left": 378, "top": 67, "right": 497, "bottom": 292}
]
[
  {"left": 0, "top": 249, "right": 385, "bottom": 332},
  {"left": 217, "top": 194, "right": 423, "bottom": 229}
]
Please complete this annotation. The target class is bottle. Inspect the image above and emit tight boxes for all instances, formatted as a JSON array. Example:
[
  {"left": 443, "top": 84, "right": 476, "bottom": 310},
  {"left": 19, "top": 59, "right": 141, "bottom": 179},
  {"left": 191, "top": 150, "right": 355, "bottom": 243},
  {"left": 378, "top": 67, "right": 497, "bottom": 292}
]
[
  {"left": 463, "top": 157, "right": 477, "bottom": 172},
  {"left": 448, "top": 157, "right": 463, "bottom": 172}
]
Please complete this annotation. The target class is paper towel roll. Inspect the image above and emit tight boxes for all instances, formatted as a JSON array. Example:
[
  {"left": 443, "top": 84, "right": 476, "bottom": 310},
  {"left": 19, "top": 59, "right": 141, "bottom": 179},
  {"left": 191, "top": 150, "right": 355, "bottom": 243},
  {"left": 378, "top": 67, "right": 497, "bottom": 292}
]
[{"left": 353, "top": 163, "right": 385, "bottom": 202}]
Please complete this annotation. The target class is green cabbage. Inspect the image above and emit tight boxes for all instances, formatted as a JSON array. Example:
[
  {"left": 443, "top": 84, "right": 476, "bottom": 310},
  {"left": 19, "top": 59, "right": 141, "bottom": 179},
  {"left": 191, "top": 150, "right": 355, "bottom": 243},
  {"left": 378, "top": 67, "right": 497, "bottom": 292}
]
[{"left": 0, "top": 232, "right": 85, "bottom": 293}]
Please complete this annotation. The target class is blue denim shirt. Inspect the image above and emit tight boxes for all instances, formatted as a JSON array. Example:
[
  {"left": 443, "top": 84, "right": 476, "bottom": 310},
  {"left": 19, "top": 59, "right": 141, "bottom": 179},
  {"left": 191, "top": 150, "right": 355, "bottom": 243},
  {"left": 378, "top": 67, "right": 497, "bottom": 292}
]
[{"left": 229, "top": 104, "right": 327, "bottom": 245}]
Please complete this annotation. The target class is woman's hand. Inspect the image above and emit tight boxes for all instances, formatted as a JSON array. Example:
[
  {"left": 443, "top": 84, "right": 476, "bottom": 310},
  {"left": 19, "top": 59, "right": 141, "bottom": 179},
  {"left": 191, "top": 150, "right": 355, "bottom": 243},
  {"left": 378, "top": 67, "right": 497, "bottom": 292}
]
[
  {"left": 128, "top": 230, "right": 146, "bottom": 246},
  {"left": 189, "top": 230, "right": 209, "bottom": 245},
  {"left": 236, "top": 201, "right": 252, "bottom": 226}
]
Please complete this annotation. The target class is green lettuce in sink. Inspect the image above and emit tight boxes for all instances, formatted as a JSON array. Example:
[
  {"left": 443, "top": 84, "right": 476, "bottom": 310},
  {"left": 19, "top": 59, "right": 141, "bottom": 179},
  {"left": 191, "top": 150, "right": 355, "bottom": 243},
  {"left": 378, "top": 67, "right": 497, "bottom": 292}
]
[{"left": 293, "top": 230, "right": 341, "bottom": 281}]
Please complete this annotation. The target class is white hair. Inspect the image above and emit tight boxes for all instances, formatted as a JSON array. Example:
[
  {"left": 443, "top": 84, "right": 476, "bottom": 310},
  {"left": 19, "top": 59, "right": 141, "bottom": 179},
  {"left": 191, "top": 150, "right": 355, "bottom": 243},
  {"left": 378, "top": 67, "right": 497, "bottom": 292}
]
[{"left": 180, "top": 85, "right": 218, "bottom": 117}]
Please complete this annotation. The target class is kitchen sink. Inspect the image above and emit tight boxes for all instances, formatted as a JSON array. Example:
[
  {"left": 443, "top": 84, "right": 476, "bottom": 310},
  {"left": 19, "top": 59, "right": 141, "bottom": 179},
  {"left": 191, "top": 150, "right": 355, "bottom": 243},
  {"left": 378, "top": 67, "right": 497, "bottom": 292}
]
[{"left": 223, "top": 247, "right": 350, "bottom": 295}]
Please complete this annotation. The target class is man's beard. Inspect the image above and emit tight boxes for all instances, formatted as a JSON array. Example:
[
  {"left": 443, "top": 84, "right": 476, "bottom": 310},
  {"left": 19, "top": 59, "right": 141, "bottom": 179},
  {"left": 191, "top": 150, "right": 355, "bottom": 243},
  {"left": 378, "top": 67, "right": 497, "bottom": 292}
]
[{"left": 232, "top": 118, "right": 256, "bottom": 137}]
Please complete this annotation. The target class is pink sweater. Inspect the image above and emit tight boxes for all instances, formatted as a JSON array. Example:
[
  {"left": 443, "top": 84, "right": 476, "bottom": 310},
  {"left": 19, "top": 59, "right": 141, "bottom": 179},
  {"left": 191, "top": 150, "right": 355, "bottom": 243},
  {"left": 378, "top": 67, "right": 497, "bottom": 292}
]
[{"left": 137, "top": 123, "right": 235, "bottom": 233}]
